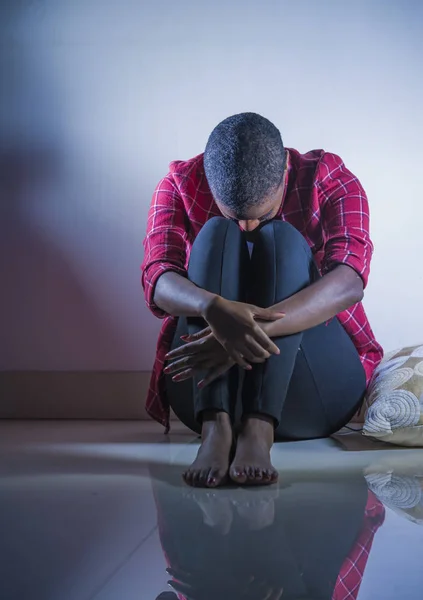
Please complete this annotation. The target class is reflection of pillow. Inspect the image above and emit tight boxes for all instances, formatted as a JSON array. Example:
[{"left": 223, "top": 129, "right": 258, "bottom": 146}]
[
  {"left": 363, "top": 345, "right": 423, "bottom": 446},
  {"left": 365, "top": 471, "right": 423, "bottom": 525}
]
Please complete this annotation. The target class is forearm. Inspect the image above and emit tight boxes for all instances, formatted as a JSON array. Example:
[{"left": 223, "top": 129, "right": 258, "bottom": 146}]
[
  {"left": 153, "top": 271, "right": 217, "bottom": 318},
  {"left": 262, "top": 265, "right": 364, "bottom": 338}
]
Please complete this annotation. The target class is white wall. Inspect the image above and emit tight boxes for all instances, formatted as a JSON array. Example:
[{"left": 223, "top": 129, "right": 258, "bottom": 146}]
[{"left": 1, "top": 0, "right": 422, "bottom": 372}]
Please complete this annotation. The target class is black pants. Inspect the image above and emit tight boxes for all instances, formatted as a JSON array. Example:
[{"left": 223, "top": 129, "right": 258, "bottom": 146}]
[{"left": 166, "top": 217, "right": 366, "bottom": 441}]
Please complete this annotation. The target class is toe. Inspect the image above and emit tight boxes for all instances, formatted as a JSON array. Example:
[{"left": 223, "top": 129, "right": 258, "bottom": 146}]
[
  {"left": 254, "top": 468, "right": 263, "bottom": 481},
  {"left": 230, "top": 465, "right": 248, "bottom": 484},
  {"left": 199, "top": 469, "right": 210, "bottom": 487},
  {"left": 247, "top": 466, "right": 255, "bottom": 481},
  {"left": 262, "top": 469, "right": 272, "bottom": 482},
  {"left": 270, "top": 469, "right": 279, "bottom": 483},
  {"left": 184, "top": 470, "right": 194, "bottom": 486},
  {"left": 207, "top": 468, "right": 221, "bottom": 487},
  {"left": 191, "top": 470, "right": 201, "bottom": 487}
]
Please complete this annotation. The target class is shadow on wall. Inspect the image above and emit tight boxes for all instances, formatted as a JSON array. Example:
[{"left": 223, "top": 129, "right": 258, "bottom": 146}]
[
  {"left": 0, "top": 3, "right": 130, "bottom": 370},
  {"left": 0, "top": 148, "right": 129, "bottom": 370}
]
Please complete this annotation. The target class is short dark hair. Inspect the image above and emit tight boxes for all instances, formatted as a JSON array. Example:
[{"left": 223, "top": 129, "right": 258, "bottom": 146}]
[{"left": 203, "top": 112, "right": 286, "bottom": 216}]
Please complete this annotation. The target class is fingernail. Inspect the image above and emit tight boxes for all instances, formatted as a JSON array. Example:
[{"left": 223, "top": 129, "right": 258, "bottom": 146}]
[
  {"left": 244, "top": 365, "right": 252, "bottom": 370},
  {"left": 164, "top": 367, "right": 170, "bottom": 373},
  {"left": 198, "top": 380, "right": 204, "bottom": 389},
  {"left": 180, "top": 335, "right": 189, "bottom": 340}
]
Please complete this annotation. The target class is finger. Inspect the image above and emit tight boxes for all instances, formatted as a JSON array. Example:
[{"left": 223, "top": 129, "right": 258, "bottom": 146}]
[
  {"left": 164, "top": 355, "right": 204, "bottom": 375},
  {"left": 172, "top": 368, "right": 195, "bottom": 382},
  {"left": 262, "top": 589, "right": 274, "bottom": 600},
  {"left": 172, "top": 357, "right": 230, "bottom": 381},
  {"left": 250, "top": 305, "right": 285, "bottom": 321},
  {"left": 228, "top": 349, "right": 252, "bottom": 370},
  {"left": 166, "top": 567, "right": 194, "bottom": 581},
  {"left": 236, "top": 344, "right": 263, "bottom": 363},
  {"left": 168, "top": 580, "right": 195, "bottom": 595},
  {"left": 252, "top": 325, "right": 281, "bottom": 355},
  {"left": 165, "top": 340, "right": 204, "bottom": 360},
  {"left": 245, "top": 337, "right": 271, "bottom": 361},
  {"left": 181, "top": 326, "right": 212, "bottom": 342}
]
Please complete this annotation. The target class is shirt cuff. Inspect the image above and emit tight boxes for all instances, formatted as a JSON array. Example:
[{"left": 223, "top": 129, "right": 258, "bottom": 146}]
[
  {"left": 321, "top": 253, "right": 369, "bottom": 288},
  {"left": 142, "top": 263, "right": 188, "bottom": 319}
]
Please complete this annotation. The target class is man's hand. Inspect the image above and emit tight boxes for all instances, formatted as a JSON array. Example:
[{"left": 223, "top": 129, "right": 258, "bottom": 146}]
[
  {"left": 165, "top": 333, "right": 236, "bottom": 388},
  {"left": 202, "top": 296, "right": 284, "bottom": 369}
]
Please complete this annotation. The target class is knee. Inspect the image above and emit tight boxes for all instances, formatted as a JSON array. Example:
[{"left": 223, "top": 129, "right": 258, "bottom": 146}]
[
  {"left": 260, "top": 220, "right": 312, "bottom": 256},
  {"left": 199, "top": 216, "right": 235, "bottom": 235},
  {"left": 194, "top": 216, "right": 242, "bottom": 248}
]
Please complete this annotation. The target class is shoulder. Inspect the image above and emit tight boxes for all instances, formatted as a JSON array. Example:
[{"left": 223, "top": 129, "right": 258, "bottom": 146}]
[
  {"left": 287, "top": 147, "right": 325, "bottom": 171},
  {"left": 290, "top": 149, "right": 358, "bottom": 191},
  {"left": 168, "top": 153, "right": 205, "bottom": 186},
  {"left": 288, "top": 148, "right": 345, "bottom": 176},
  {"left": 153, "top": 153, "right": 212, "bottom": 212},
  {"left": 166, "top": 154, "right": 212, "bottom": 211},
  {"left": 153, "top": 154, "right": 206, "bottom": 197}
]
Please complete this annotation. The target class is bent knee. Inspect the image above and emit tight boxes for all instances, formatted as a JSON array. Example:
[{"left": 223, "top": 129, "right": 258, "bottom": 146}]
[
  {"left": 260, "top": 220, "right": 311, "bottom": 253},
  {"left": 197, "top": 216, "right": 241, "bottom": 241}
]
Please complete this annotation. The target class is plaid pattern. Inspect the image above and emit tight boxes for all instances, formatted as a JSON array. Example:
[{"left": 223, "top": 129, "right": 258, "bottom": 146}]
[
  {"left": 333, "top": 491, "right": 385, "bottom": 599},
  {"left": 141, "top": 149, "right": 384, "bottom": 428}
]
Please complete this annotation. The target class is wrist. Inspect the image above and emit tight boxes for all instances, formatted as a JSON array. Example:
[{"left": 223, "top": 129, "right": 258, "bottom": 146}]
[
  {"left": 256, "top": 319, "right": 272, "bottom": 337},
  {"left": 199, "top": 292, "right": 220, "bottom": 319}
]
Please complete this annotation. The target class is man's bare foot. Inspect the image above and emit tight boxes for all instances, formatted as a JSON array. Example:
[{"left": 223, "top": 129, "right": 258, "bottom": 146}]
[
  {"left": 183, "top": 411, "right": 233, "bottom": 488},
  {"left": 229, "top": 416, "right": 278, "bottom": 486}
]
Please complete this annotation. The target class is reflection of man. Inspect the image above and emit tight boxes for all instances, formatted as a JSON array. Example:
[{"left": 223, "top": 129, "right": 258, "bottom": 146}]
[
  {"left": 150, "top": 466, "right": 385, "bottom": 600},
  {"left": 142, "top": 112, "right": 383, "bottom": 488}
]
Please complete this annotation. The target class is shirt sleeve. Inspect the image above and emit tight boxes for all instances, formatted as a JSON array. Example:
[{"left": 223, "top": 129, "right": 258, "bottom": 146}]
[
  {"left": 141, "top": 174, "right": 188, "bottom": 318},
  {"left": 318, "top": 153, "right": 373, "bottom": 288},
  {"left": 332, "top": 491, "right": 385, "bottom": 600}
]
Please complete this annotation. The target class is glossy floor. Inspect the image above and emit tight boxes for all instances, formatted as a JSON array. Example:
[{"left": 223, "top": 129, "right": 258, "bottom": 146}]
[{"left": 1, "top": 421, "right": 423, "bottom": 600}]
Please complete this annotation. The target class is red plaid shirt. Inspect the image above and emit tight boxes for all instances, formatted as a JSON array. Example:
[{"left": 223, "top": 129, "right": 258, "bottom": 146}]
[
  {"left": 333, "top": 491, "right": 385, "bottom": 600},
  {"left": 141, "top": 149, "right": 383, "bottom": 429}
]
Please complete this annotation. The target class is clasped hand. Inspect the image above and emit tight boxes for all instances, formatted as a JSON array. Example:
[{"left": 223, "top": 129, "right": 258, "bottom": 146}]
[{"left": 165, "top": 296, "right": 284, "bottom": 388}]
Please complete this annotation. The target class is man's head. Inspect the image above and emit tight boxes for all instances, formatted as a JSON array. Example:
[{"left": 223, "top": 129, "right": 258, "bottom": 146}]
[{"left": 204, "top": 112, "right": 287, "bottom": 232}]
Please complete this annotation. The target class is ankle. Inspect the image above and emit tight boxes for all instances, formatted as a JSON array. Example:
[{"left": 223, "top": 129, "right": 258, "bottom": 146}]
[
  {"left": 241, "top": 414, "right": 275, "bottom": 443},
  {"left": 202, "top": 410, "right": 231, "bottom": 423},
  {"left": 201, "top": 411, "right": 232, "bottom": 435}
]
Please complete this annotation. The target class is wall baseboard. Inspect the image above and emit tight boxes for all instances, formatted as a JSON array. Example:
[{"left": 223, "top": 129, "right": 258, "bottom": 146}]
[{"left": 0, "top": 371, "right": 165, "bottom": 420}]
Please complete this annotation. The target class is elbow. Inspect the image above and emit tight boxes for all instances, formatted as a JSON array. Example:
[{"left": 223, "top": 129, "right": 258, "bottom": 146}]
[
  {"left": 350, "top": 289, "right": 364, "bottom": 306},
  {"left": 336, "top": 265, "right": 365, "bottom": 307},
  {"left": 345, "top": 279, "right": 364, "bottom": 306},
  {"left": 152, "top": 279, "right": 169, "bottom": 316}
]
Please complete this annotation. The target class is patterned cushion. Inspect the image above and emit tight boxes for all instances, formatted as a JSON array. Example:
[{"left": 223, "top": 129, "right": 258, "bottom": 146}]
[
  {"left": 363, "top": 345, "right": 423, "bottom": 446},
  {"left": 365, "top": 471, "right": 423, "bottom": 525}
]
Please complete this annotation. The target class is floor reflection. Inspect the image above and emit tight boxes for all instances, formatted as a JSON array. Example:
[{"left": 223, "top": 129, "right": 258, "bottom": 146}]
[
  {"left": 365, "top": 469, "right": 423, "bottom": 526},
  {"left": 150, "top": 467, "right": 385, "bottom": 600}
]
